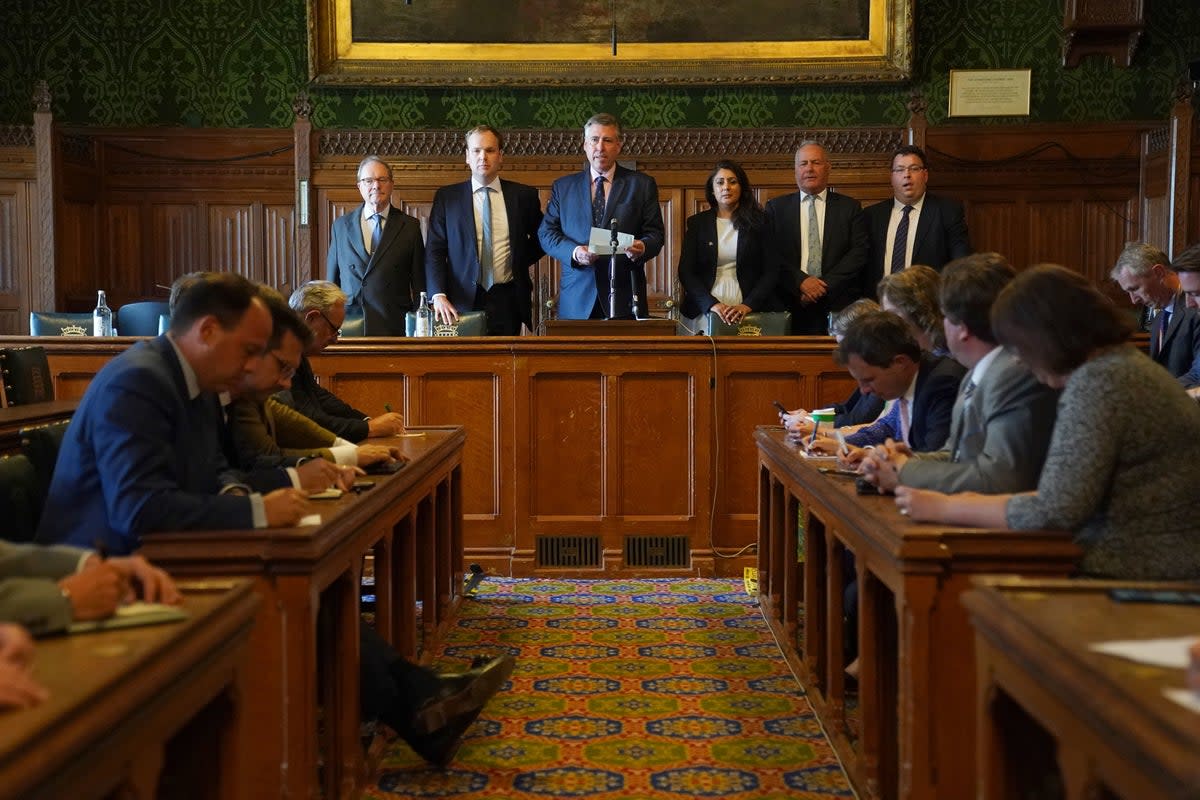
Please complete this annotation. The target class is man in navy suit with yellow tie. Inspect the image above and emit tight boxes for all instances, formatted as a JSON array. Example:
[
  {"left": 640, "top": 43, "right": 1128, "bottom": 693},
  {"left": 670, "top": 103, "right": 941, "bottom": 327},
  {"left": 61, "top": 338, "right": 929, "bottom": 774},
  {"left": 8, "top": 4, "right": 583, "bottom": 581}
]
[
  {"left": 539, "top": 113, "right": 665, "bottom": 320},
  {"left": 425, "top": 125, "right": 544, "bottom": 335},
  {"left": 326, "top": 155, "right": 425, "bottom": 336}
]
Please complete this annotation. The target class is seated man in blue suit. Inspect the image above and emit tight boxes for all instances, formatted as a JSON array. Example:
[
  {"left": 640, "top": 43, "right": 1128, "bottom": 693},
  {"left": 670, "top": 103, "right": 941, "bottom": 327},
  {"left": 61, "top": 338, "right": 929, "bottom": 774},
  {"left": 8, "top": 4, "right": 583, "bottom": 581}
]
[
  {"left": 426, "top": 125, "right": 544, "bottom": 335},
  {"left": 807, "top": 309, "right": 964, "bottom": 457},
  {"left": 36, "top": 272, "right": 310, "bottom": 555},
  {"left": 863, "top": 145, "right": 971, "bottom": 299},
  {"left": 1110, "top": 241, "right": 1200, "bottom": 389},
  {"left": 37, "top": 272, "right": 513, "bottom": 767},
  {"left": 538, "top": 112, "right": 665, "bottom": 320}
]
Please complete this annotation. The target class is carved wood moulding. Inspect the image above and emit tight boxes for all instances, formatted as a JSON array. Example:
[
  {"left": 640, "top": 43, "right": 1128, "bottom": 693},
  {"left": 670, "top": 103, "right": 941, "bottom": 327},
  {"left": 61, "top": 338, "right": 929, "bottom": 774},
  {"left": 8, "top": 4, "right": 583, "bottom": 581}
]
[
  {"left": 1062, "top": 0, "right": 1144, "bottom": 68},
  {"left": 0, "top": 125, "right": 34, "bottom": 148},
  {"left": 318, "top": 127, "right": 906, "bottom": 161}
]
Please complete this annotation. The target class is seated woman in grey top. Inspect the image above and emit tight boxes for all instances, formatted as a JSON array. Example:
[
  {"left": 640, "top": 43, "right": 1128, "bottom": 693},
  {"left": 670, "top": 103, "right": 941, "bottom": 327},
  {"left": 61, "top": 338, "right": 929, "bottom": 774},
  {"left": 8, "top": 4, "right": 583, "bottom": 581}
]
[{"left": 895, "top": 263, "right": 1200, "bottom": 580}]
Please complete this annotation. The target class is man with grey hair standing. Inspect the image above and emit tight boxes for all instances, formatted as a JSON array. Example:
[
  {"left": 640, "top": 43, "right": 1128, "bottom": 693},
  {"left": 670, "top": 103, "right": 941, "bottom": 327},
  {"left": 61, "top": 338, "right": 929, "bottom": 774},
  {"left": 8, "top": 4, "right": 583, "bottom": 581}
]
[
  {"left": 326, "top": 155, "right": 425, "bottom": 336},
  {"left": 539, "top": 112, "right": 664, "bottom": 320},
  {"left": 1110, "top": 241, "right": 1200, "bottom": 388},
  {"left": 766, "top": 140, "right": 868, "bottom": 335}
]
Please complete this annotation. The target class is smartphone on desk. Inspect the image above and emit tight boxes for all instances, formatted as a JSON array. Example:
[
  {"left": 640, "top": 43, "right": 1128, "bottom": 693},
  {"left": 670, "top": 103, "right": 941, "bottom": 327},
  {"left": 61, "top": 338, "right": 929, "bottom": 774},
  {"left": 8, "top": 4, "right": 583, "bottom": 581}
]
[
  {"left": 366, "top": 459, "right": 406, "bottom": 475},
  {"left": 1109, "top": 588, "right": 1200, "bottom": 605},
  {"left": 352, "top": 479, "right": 375, "bottom": 493}
]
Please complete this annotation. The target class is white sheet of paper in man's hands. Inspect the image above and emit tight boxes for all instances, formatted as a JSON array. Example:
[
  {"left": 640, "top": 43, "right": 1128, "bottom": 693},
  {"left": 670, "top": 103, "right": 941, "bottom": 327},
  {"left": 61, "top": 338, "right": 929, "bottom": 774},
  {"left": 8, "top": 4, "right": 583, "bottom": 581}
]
[{"left": 588, "top": 227, "right": 634, "bottom": 255}]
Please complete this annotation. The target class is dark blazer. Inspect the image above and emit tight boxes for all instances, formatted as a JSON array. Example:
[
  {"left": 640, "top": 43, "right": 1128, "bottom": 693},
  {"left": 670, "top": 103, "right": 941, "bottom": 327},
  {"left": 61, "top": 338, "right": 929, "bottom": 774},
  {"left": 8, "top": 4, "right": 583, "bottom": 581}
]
[
  {"left": 1150, "top": 292, "right": 1200, "bottom": 388},
  {"left": 35, "top": 337, "right": 254, "bottom": 555},
  {"left": 677, "top": 209, "right": 779, "bottom": 319},
  {"left": 765, "top": 189, "right": 868, "bottom": 334},
  {"left": 845, "top": 353, "right": 965, "bottom": 452},
  {"left": 326, "top": 204, "right": 425, "bottom": 336},
  {"left": 538, "top": 165, "right": 665, "bottom": 320},
  {"left": 832, "top": 388, "right": 885, "bottom": 428},
  {"left": 863, "top": 192, "right": 971, "bottom": 298},
  {"left": 425, "top": 178, "right": 544, "bottom": 330},
  {"left": 901, "top": 348, "right": 1059, "bottom": 494},
  {"left": 275, "top": 356, "right": 370, "bottom": 443}
]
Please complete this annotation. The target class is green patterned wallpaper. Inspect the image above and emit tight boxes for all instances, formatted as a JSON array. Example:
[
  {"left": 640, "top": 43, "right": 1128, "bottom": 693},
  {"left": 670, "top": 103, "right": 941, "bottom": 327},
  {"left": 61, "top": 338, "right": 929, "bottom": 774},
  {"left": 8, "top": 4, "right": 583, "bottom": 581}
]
[{"left": 1, "top": 0, "right": 1197, "bottom": 129}]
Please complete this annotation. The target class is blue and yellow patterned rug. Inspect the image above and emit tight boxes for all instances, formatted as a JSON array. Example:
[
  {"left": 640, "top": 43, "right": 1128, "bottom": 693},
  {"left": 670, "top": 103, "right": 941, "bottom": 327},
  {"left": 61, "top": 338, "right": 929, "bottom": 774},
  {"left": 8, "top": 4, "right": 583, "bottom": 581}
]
[{"left": 365, "top": 578, "right": 852, "bottom": 799}]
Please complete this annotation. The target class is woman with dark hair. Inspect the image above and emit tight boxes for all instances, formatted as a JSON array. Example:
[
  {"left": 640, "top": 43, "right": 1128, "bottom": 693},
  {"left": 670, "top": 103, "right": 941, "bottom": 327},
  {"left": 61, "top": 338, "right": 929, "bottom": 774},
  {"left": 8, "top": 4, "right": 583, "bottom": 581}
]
[
  {"left": 877, "top": 264, "right": 947, "bottom": 355},
  {"left": 678, "top": 160, "right": 779, "bottom": 332},
  {"left": 896, "top": 264, "right": 1200, "bottom": 580}
]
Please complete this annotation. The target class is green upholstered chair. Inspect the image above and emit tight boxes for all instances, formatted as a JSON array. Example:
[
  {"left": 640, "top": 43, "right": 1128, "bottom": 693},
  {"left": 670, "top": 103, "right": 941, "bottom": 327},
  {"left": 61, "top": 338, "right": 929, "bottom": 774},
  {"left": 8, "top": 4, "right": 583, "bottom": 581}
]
[
  {"left": 707, "top": 311, "right": 792, "bottom": 337},
  {"left": 21, "top": 420, "right": 71, "bottom": 516},
  {"left": 405, "top": 310, "right": 488, "bottom": 337}
]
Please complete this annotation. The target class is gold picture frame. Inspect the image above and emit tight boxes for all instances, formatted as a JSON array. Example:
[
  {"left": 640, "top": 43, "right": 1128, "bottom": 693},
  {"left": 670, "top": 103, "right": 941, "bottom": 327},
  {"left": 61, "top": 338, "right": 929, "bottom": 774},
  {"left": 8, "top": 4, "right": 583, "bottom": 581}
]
[{"left": 308, "top": 0, "right": 913, "bottom": 86}]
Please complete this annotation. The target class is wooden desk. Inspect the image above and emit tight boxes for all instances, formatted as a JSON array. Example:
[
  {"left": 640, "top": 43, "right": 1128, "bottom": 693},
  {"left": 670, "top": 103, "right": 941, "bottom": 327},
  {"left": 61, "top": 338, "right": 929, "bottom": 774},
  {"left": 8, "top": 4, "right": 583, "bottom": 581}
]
[
  {"left": 964, "top": 577, "right": 1200, "bottom": 800},
  {"left": 755, "top": 426, "right": 1081, "bottom": 800},
  {"left": 0, "top": 581, "right": 258, "bottom": 800},
  {"left": 139, "top": 426, "right": 465, "bottom": 800},
  {"left": 0, "top": 398, "right": 77, "bottom": 454}
]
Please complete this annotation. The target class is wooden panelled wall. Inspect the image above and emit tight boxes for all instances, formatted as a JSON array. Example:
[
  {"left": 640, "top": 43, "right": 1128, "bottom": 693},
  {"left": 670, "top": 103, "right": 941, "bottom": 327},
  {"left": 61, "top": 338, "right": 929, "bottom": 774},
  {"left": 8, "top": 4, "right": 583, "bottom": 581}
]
[{"left": 2, "top": 113, "right": 1199, "bottom": 332}]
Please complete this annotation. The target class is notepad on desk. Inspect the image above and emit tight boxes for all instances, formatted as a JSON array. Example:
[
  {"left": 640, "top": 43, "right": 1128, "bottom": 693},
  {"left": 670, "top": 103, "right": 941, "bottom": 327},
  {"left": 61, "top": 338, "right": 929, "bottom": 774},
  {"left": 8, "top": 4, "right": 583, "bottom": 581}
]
[
  {"left": 68, "top": 602, "right": 189, "bottom": 634},
  {"left": 308, "top": 487, "right": 344, "bottom": 500}
]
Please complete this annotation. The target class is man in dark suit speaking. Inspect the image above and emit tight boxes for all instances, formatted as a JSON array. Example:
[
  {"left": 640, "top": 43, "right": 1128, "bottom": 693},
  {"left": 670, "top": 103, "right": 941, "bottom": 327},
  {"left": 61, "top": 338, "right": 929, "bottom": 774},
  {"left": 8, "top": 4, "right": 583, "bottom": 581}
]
[
  {"left": 766, "top": 140, "right": 869, "bottom": 334},
  {"left": 863, "top": 145, "right": 971, "bottom": 298},
  {"left": 538, "top": 113, "right": 664, "bottom": 320},
  {"left": 326, "top": 155, "right": 424, "bottom": 336},
  {"left": 425, "top": 125, "right": 544, "bottom": 335}
]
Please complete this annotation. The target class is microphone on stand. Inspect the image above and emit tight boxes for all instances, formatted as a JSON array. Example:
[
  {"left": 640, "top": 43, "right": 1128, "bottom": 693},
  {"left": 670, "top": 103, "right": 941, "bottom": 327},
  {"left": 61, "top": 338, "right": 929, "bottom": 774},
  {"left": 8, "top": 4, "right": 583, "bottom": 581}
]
[{"left": 608, "top": 218, "right": 620, "bottom": 320}]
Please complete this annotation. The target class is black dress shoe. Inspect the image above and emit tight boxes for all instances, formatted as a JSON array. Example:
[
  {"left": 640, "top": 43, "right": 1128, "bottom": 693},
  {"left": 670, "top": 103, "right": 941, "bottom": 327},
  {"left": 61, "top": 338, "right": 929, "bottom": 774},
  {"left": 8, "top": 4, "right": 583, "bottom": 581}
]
[
  {"left": 407, "top": 708, "right": 478, "bottom": 768},
  {"left": 411, "top": 654, "right": 515, "bottom": 736}
]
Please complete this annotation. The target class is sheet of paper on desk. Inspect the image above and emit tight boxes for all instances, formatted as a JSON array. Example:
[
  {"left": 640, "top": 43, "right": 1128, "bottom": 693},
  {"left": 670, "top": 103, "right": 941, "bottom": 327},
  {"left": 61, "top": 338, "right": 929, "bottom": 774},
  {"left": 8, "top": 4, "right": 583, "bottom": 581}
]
[
  {"left": 798, "top": 449, "right": 838, "bottom": 460},
  {"left": 1088, "top": 635, "right": 1200, "bottom": 669},
  {"left": 68, "top": 601, "right": 189, "bottom": 634},
  {"left": 1162, "top": 687, "right": 1200, "bottom": 714},
  {"left": 588, "top": 226, "right": 634, "bottom": 255}
]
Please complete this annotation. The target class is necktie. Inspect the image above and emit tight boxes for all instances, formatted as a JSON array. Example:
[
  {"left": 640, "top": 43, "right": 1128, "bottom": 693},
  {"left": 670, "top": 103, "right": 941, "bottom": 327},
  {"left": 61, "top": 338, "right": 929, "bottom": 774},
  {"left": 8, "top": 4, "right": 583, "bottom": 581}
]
[
  {"left": 950, "top": 379, "right": 976, "bottom": 461},
  {"left": 1158, "top": 306, "right": 1172, "bottom": 354},
  {"left": 898, "top": 397, "right": 911, "bottom": 445},
  {"left": 592, "top": 176, "right": 606, "bottom": 228},
  {"left": 370, "top": 213, "right": 382, "bottom": 255},
  {"left": 479, "top": 187, "right": 494, "bottom": 290},
  {"left": 890, "top": 205, "right": 913, "bottom": 275},
  {"left": 805, "top": 194, "right": 822, "bottom": 278},
  {"left": 962, "top": 379, "right": 977, "bottom": 404}
]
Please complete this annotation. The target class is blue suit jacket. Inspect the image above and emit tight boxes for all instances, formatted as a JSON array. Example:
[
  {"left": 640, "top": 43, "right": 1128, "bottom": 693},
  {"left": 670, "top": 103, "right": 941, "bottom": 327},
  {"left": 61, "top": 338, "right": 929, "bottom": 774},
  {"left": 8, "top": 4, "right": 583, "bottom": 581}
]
[
  {"left": 326, "top": 204, "right": 425, "bottom": 336},
  {"left": 765, "top": 189, "right": 868, "bottom": 334},
  {"left": 677, "top": 209, "right": 780, "bottom": 319},
  {"left": 538, "top": 165, "right": 665, "bottom": 320},
  {"left": 863, "top": 192, "right": 971, "bottom": 298},
  {"left": 1150, "top": 292, "right": 1200, "bottom": 389},
  {"left": 425, "top": 178, "right": 544, "bottom": 329},
  {"left": 845, "top": 353, "right": 966, "bottom": 452},
  {"left": 35, "top": 337, "right": 255, "bottom": 555}
]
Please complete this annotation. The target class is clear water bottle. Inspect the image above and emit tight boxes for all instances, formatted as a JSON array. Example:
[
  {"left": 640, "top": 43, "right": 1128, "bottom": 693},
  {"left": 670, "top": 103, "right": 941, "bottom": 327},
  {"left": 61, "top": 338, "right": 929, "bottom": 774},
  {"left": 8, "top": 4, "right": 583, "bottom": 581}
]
[
  {"left": 93, "top": 290, "right": 113, "bottom": 337},
  {"left": 414, "top": 291, "right": 433, "bottom": 337}
]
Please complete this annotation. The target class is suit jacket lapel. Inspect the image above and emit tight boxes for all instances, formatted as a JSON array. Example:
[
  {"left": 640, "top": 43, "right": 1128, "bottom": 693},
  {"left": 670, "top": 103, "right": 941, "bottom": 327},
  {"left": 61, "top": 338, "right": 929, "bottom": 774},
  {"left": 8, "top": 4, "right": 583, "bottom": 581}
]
[
  {"left": 458, "top": 182, "right": 481, "bottom": 270},
  {"left": 347, "top": 204, "right": 370, "bottom": 268},
  {"left": 912, "top": 199, "right": 935, "bottom": 253},
  {"left": 1163, "top": 292, "right": 1185, "bottom": 347}
]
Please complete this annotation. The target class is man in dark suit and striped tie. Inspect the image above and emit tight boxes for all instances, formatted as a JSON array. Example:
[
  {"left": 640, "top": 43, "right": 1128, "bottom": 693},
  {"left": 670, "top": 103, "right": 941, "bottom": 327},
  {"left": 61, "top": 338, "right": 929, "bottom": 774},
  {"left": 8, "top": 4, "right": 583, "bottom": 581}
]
[{"left": 863, "top": 145, "right": 971, "bottom": 299}]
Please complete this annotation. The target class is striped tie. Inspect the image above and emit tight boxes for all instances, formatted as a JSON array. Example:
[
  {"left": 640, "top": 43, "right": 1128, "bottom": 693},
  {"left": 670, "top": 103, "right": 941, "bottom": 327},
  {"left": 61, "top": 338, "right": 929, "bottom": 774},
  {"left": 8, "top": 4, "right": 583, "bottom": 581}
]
[
  {"left": 479, "top": 187, "right": 494, "bottom": 290},
  {"left": 890, "top": 205, "right": 912, "bottom": 274}
]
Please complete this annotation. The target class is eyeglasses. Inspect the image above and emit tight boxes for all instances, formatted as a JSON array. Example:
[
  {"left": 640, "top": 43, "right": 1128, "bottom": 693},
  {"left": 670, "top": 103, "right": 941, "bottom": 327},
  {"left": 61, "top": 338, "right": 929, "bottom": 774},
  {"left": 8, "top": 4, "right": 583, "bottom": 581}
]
[
  {"left": 891, "top": 166, "right": 927, "bottom": 175},
  {"left": 316, "top": 309, "right": 342, "bottom": 339},
  {"left": 358, "top": 176, "right": 393, "bottom": 186},
  {"left": 269, "top": 351, "right": 298, "bottom": 380}
]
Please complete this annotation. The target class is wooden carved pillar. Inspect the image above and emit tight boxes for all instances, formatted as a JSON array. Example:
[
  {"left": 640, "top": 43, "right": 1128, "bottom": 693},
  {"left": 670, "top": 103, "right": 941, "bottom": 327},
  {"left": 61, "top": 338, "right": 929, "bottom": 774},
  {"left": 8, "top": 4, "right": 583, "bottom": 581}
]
[
  {"left": 293, "top": 91, "right": 314, "bottom": 289},
  {"left": 1167, "top": 82, "right": 1194, "bottom": 259},
  {"left": 32, "top": 80, "right": 57, "bottom": 312},
  {"left": 1062, "top": 0, "right": 1144, "bottom": 68}
]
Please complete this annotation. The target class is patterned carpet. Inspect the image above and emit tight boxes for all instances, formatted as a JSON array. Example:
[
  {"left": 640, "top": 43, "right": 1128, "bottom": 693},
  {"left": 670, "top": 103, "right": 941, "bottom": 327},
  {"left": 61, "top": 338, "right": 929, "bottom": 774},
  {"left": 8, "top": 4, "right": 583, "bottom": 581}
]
[{"left": 364, "top": 578, "right": 853, "bottom": 799}]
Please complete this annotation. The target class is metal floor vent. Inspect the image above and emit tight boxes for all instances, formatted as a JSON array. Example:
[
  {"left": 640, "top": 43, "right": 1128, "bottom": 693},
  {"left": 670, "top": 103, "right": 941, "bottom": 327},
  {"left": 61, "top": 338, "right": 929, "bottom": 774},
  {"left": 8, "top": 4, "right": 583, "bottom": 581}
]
[
  {"left": 624, "top": 535, "right": 690, "bottom": 568},
  {"left": 536, "top": 535, "right": 601, "bottom": 568}
]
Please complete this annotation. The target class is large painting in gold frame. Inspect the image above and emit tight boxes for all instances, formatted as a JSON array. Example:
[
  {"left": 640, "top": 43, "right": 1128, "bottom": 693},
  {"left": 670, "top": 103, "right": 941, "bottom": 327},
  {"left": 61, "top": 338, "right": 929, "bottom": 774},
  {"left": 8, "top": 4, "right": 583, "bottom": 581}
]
[{"left": 308, "top": 0, "right": 913, "bottom": 86}]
